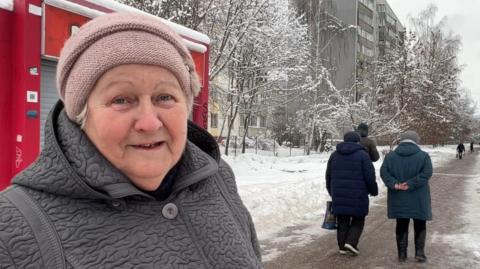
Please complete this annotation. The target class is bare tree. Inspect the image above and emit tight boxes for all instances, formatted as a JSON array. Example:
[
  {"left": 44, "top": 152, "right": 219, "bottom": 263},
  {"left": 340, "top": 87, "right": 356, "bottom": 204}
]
[
  {"left": 119, "top": 0, "right": 215, "bottom": 29},
  {"left": 408, "top": 5, "right": 463, "bottom": 145}
]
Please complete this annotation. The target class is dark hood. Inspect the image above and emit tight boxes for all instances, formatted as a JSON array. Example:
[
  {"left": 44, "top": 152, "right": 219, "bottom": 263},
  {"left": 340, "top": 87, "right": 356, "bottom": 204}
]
[
  {"left": 13, "top": 101, "right": 219, "bottom": 201},
  {"left": 336, "top": 142, "right": 365, "bottom": 155},
  {"left": 358, "top": 129, "right": 368, "bottom": 138},
  {"left": 357, "top": 123, "right": 368, "bottom": 137},
  {"left": 394, "top": 142, "right": 421, "bottom": 157}
]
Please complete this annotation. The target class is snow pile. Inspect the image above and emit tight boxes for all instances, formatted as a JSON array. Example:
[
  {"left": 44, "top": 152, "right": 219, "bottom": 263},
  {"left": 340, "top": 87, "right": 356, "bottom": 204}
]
[
  {"left": 422, "top": 145, "right": 457, "bottom": 167},
  {"left": 225, "top": 151, "right": 384, "bottom": 241},
  {"left": 225, "top": 153, "right": 331, "bottom": 240}
]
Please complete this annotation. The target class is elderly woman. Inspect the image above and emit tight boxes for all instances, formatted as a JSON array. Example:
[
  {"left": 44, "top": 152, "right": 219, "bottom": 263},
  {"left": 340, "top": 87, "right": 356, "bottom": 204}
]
[
  {"left": 380, "top": 131, "right": 433, "bottom": 263},
  {"left": 0, "top": 13, "right": 261, "bottom": 268}
]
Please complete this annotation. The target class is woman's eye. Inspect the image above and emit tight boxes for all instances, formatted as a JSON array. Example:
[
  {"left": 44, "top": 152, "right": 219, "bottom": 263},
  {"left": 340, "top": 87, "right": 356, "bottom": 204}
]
[
  {"left": 111, "top": 96, "right": 133, "bottom": 108},
  {"left": 112, "top": 97, "right": 128, "bottom": 104},
  {"left": 154, "top": 95, "right": 174, "bottom": 103}
]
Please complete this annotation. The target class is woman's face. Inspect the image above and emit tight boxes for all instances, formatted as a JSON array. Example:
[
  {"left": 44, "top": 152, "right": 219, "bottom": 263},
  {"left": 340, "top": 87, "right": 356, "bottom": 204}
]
[{"left": 84, "top": 64, "right": 188, "bottom": 191}]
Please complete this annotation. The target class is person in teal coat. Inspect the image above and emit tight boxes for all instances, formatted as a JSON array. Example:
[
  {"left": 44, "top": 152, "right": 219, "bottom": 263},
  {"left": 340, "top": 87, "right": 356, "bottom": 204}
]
[{"left": 380, "top": 130, "right": 433, "bottom": 263}]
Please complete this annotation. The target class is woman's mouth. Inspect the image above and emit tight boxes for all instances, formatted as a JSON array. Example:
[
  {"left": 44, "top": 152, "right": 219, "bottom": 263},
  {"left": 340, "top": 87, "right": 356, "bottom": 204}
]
[{"left": 132, "top": 141, "right": 164, "bottom": 150}]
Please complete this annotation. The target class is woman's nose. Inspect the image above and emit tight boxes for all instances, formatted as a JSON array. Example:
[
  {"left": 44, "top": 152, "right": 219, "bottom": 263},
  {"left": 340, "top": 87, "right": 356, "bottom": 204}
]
[{"left": 134, "top": 102, "right": 163, "bottom": 132}]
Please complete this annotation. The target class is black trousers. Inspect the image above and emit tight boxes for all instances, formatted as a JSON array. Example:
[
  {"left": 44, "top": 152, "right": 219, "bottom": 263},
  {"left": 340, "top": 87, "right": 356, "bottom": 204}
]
[
  {"left": 396, "top": 218, "right": 427, "bottom": 255},
  {"left": 337, "top": 215, "right": 365, "bottom": 249},
  {"left": 396, "top": 218, "right": 426, "bottom": 236}
]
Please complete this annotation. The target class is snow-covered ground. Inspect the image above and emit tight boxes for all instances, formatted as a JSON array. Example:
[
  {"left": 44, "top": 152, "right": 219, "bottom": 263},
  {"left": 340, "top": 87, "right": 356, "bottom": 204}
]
[{"left": 222, "top": 144, "right": 459, "bottom": 260}]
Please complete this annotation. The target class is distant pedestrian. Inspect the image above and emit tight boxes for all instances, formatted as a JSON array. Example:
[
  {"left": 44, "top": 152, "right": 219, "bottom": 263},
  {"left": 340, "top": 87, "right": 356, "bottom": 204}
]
[
  {"left": 457, "top": 143, "right": 465, "bottom": 159},
  {"left": 357, "top": 123, "right": 380, "bottom": 162},
  {"left": 326, "top": 131, "right": 378, "bottom": 256},
  {"left": 470, "top": 141, "right": 474, "bottom": 153},
  {"left": 380, "top": 131, "right": 433, "bottom": 263}
]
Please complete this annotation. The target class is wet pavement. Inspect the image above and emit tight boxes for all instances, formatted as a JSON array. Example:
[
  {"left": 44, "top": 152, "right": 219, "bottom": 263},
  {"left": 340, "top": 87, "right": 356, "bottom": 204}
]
[{"left": 262, "top": 151, "right": 480, "bottom": 269}]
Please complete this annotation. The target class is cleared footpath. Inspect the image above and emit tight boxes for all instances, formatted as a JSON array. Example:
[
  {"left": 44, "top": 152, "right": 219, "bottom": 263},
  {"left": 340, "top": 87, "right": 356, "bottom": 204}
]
[{"left": 263, "top": 151, "right": 480, "bottom": 269}]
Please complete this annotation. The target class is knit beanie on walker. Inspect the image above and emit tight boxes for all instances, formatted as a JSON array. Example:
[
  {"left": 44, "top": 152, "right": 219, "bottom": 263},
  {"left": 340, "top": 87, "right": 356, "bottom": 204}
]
[{"left": 399, "top": 130, "right": 421, "bottom": 144}]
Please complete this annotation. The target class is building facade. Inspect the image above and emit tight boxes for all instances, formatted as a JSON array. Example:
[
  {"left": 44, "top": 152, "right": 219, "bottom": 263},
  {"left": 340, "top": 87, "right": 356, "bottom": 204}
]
[
  {"left": 376, "top": 0, "right": 405, "bottom": 57},
  {"left": 208, "top": 0, "right": 404, "bottom": 142},
  {"left": 356, "top": 0, "right": 405, "bottom": 100}
]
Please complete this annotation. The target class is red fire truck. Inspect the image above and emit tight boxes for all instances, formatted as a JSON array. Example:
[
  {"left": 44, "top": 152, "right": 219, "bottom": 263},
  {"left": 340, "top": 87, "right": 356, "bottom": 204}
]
[{"left": 0, "top": 0, "right": 210, "bottom": 190}]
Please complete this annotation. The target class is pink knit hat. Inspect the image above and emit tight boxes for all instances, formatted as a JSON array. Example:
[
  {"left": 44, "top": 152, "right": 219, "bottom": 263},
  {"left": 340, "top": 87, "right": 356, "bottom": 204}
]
[{"left": 56, "top": 12, "right": 201, "bottom": 120}]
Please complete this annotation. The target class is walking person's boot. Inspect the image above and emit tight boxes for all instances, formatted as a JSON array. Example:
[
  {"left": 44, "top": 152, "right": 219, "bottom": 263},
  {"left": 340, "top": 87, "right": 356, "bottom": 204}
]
[
  {"left": 415, "top": 229, "right": 427, "bottom": 262},
  {"left": 396, "top": 231, "right": 408, "bottom": 262}
]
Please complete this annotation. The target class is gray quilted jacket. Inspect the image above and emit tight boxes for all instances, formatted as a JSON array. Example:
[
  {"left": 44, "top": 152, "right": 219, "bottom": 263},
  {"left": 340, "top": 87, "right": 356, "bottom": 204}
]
[{"left": 0, "top": 102, "right": 262, "bottom": 268}]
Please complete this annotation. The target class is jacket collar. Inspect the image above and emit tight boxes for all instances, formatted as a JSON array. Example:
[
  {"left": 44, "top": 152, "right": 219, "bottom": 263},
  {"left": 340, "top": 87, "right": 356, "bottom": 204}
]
[
  {"left": 13, "top": 101, "right": 219, "bottom": 201},
  {"left": 399, "top": 139, "right": 418, "bottom": 145}
]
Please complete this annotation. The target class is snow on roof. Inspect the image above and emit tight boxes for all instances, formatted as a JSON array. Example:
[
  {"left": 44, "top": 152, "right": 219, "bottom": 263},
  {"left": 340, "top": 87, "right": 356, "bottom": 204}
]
[
  {"left": 46, "top": 0, "right": 103, "bottom": 17},
  {"left": 0, "top": 0, "right": 14, "bottom": 11},
  {"left": 45, "top": 0, "right": 209, "bottom": 52},
  {"left": 183, "top": 39, "right": 207, "bottom": 53}
]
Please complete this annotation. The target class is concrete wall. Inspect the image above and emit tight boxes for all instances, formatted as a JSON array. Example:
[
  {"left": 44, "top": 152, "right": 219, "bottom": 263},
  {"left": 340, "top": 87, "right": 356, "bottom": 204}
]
[{"left": 321, "top": 0, "right": 357, "bottom": 92}]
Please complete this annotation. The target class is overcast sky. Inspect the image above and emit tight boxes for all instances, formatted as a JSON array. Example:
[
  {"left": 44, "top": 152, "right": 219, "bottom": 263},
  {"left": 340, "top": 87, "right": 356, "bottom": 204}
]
[{"left": 387, "top": 0, "right": 480, "bottom": 112}]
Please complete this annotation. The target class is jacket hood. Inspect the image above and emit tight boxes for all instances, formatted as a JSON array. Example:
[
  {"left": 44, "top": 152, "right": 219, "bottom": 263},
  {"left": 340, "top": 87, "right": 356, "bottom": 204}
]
[
  {"left": 394, "top": 142, "right": 421, "bottom": 157},
  {"left": 344, "top": 131, "right": 360, "bottom": 143},
  {"left": 358, "top": 129, "right": 368, "bottom": 138},
  {"left": 13, "top": 101, "right": 219, "bottom": 201},
  {"left": 357, "top": 123, "right": 368, "bottom": 137},
  {"left": 336, "top": 142, "right": 365, "bottom": 155}
]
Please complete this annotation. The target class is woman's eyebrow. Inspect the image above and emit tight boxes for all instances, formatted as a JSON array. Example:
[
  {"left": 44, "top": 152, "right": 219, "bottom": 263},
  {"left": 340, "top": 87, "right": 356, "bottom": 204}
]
[
  {"left": 155, "top": 80, "right": 180, "bottom": 88},
  {"left": 104, "top": 79, "right": 135, "bottom": 89}
]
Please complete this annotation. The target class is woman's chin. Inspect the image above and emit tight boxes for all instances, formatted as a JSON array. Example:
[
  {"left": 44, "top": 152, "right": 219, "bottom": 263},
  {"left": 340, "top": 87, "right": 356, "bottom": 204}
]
[
  {"left": 126, "top": 169, "right": 169, "bottom": 189},
  {"left": 129, "top": 177, "right": 164, "bottom": 191}
]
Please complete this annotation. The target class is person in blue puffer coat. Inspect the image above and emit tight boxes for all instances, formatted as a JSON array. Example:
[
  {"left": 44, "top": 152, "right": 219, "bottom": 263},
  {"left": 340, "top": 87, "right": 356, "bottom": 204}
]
[
  {"left": 380, "top": 130, "right": 433, "bottom": 263},
  {"left": 326, "top": 131, "right": 378, "bottom": 256}
]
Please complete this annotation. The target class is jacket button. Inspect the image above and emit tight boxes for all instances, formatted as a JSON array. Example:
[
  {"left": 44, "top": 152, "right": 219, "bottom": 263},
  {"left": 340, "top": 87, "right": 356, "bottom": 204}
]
[
  {"left": 162, "top": 203, "right": 178, "bottom": 219},
  {"left": 111, "top": 200, "right": 121, "bottom": 207}
]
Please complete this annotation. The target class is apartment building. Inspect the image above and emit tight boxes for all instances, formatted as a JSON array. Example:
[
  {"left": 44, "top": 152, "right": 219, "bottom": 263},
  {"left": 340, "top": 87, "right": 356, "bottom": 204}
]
[
  {"left": 356, "top": 0, "right": 405, "bottom": 100},
  {"left": 357, "top": 0, "right": 377, "bottom": 61},
  {"left": 377, "top": 0, "right": 406, "bottom": 57},
  {"left": 208, "top": 0, "right": 405, "bottom": 140}
]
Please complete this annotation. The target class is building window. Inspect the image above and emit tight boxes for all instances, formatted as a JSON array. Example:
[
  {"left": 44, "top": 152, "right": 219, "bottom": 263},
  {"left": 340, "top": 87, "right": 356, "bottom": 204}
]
[
  {"left": 379, "top": 30, "right": 385, "bottom": 41},
  {"left": 380, "top": 47, "right": 385, "bottom": 56},
  {"left": 259, "top": 116, "right": 266, "bottom": 127},
  {"left": 249, "top": 116, "right": 257, "bottom": 127},
  {"left": 359, "top": 27, "right": 374, "bottom": 42},
  {"left": 359, "top": 0, "right": 374, "bottom": 10},
  {"left": 210, "top": 113, "right": 218, "bottom": 128},
  {"left": 379, "top": 17, "right": 385, "bottom": 26},
  {"left": 386, "top": 14, "right": 396, "bottom": 26},
  {"left": 359, "top": 45, "right": 374, "bottom": 57},
  {"left": 359, "top": 13, "right": 373, "bottom": 25}
]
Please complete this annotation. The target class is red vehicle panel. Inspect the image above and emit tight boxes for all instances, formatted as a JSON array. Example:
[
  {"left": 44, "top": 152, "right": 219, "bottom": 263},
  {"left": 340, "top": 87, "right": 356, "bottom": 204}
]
[{"left": 0, "top": 0, "right": 210, "bottom": 189}]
